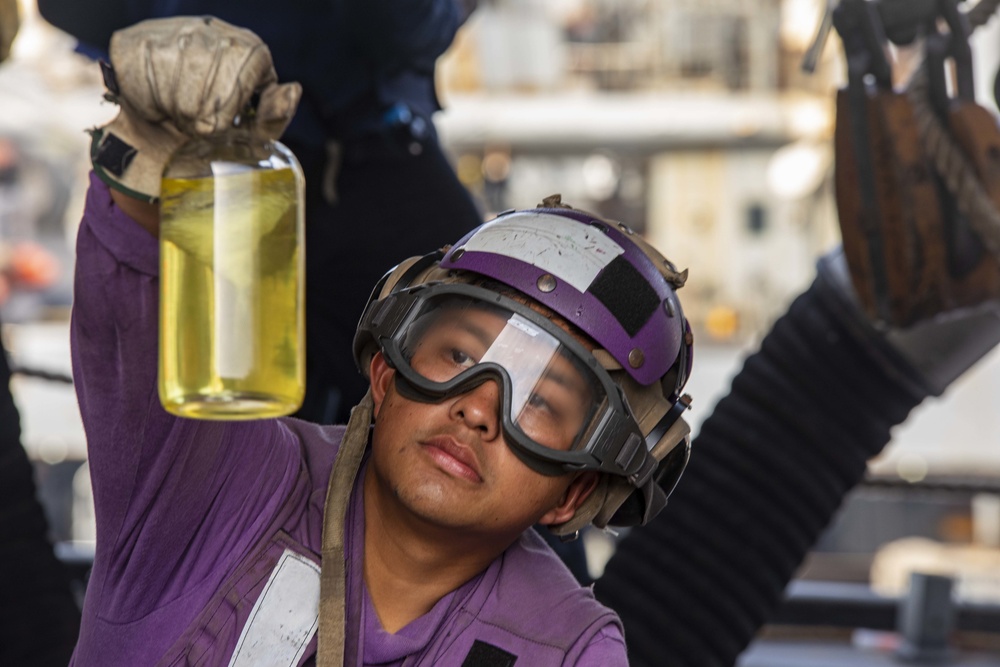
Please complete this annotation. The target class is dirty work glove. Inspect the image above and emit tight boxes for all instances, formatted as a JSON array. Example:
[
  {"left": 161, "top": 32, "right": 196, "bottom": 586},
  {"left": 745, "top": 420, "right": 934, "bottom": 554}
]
[
  {"left": 834, "top": 85, "right": 1000, "bottom": 329},
  {"left": 832, "top": 0, "right": 1000, "bottom": 329},
  {"left": 90, "top": 16, "right": 302, "bottom": 202},
  {"left": 833, "top": 97, "right": 1000, "bottom": 395},
  {"left": 830, "top": 0, "right": 1000, "bottom": 394}
]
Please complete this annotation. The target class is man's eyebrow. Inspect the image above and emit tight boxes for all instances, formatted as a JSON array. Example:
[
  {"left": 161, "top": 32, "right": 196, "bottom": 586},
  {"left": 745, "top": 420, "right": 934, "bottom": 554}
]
[
  {"left": 440, "top": 310, "right": 496, "bottom": 348},
  {"left": 541, "top": 357, "right": 592, "bottom": 400},
  {"left": 461, "top": 320, "right": 493, "bottom": 347}
]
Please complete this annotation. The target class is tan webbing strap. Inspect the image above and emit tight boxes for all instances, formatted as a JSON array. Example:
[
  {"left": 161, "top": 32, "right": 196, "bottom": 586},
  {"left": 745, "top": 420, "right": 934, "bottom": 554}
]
[{"left": 317, "top": 390, "right": 374, "bottom": 667}]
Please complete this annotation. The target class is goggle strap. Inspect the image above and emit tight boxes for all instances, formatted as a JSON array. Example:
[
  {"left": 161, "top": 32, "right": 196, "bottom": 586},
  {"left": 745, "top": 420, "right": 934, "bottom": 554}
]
[
  {"left": 624, "top": 398, "right": 690, "bottom": 488},
  {"left": 627, "top": 447, "right": 658, "bottom": 488},
  {"left": 644, "top": 397, "right": 689, "bottom": 452},
  {"left": 389, "top": 250, "right": 445, "bottom": 295},
  {"left": 614, "top": 432, "right": 645, "bottom": 478},
  {"left": 368, "top": 292, "right": 418, "bottom": 338}
]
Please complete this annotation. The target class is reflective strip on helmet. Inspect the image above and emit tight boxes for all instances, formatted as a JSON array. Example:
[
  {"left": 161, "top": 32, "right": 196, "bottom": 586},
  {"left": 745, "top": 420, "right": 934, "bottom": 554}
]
[{"left": 461, "top": 212, "right": 624, "bottom": 293}]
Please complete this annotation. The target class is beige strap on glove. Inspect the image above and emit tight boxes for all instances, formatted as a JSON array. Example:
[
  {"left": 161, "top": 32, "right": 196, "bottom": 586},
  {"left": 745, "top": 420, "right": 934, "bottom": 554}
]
[{"left": 91, "top": 16, "right": 302, "bottom": 202}]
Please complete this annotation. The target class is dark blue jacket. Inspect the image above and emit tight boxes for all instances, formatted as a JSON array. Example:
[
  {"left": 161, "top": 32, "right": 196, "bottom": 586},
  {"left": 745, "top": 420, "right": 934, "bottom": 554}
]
[{"left": 39, "top": 0, "right": 467, "bottom": 146}]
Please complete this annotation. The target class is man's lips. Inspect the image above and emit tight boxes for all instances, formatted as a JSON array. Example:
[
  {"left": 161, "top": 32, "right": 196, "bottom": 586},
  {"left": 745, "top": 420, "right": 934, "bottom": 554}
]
[{"left": 421, "top": 436, "right": 483, "bottom": 483}]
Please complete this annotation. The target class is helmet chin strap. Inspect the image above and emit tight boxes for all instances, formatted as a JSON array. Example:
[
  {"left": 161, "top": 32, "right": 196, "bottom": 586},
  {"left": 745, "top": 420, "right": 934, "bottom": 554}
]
[{"left": 317, "top": 390, "right": 374, "bottom": 667}]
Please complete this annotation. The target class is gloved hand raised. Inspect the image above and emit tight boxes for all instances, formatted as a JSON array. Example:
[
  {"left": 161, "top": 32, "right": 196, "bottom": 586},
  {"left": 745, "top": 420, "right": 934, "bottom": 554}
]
[
  {"left": 90, "top": 16, "right": 302, "bottom": 203},
  {"left": 832, "top": 0, "right": 1000, "bottom": 329},
  {"left": 829, "top": 0, "right": 1000, "bottom": 396}
]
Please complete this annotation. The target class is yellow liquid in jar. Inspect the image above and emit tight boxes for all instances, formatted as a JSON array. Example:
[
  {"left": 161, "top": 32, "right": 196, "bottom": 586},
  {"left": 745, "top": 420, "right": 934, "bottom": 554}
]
[{"left": 159, "top": 167, "right": 304, "bottom": 419}]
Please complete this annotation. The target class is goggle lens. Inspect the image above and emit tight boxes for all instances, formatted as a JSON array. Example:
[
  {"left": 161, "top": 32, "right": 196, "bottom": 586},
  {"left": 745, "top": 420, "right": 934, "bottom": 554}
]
[{"left": 401, "top": 297, "right": 607, "bottom": 452}]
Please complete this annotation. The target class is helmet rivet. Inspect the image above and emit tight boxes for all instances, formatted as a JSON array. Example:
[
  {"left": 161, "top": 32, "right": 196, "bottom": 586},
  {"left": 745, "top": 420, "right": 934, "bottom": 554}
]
[
  {"left": 664, "top": 299, "right": 676, "bottom": 317},
  {"left": 537, "top": 274, "right": 557, "bottom": 293},
  {"left": 451, "top": 247, "right": 465, "bottom": 261},
  {"left": 628, "top": 348, "right": 645, "bottom": 368},
  {"left": 618, "top": 222, "right": 634, "bottom": 235}
]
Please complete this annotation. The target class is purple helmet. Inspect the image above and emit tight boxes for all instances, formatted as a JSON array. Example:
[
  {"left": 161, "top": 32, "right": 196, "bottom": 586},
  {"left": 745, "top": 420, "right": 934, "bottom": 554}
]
[
  {"left": 440, "top": 205, "right": 690, "bottom": 394},
  {"left": 354, "top": 196, "right": 693, "bottom": 532}
]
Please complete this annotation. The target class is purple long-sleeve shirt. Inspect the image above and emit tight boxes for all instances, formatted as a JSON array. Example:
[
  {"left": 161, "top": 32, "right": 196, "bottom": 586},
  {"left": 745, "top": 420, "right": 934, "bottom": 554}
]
[{"left": 70, "top": 173, "right": 627, "bottom": 665}]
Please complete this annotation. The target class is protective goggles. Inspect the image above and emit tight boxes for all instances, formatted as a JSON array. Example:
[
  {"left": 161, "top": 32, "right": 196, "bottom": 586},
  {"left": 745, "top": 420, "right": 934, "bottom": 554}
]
[{"left": 359, "top": 282, "right": 679, "bottom": 483}]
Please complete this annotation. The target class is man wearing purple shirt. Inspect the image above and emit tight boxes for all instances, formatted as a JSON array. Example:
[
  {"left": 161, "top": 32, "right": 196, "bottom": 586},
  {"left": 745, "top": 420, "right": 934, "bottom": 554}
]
[{"left": 70, "top": 17, "right": 694, "bottom": 666}]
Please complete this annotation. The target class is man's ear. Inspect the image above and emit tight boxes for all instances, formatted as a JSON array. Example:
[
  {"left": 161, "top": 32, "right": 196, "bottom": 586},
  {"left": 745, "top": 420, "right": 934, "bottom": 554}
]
[
  {"left": 538, "top": 472, "right": 600, "bottom": 527},
  {"left": 369, "top": 351, "right": 394, "bottom": 418}
]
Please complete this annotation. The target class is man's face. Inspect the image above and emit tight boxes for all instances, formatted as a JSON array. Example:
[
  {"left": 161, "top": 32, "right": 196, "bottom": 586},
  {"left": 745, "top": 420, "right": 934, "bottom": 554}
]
[
  {"left": 367, "top": 305, "right": 598, "bottom": 543},
  {"left": 407, "top": 305, "right": 597, "bottom": 452}
]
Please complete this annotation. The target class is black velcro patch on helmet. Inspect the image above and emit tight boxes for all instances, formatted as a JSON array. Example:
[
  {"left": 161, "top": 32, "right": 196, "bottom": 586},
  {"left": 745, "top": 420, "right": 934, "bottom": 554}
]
[
  {"left": 94, "top": 133, "right": 137, "bottom": 178},
  {"left": 461, "top": 641, "right": 517, "bottom": 667},
  {"left": 589, "top": 255, "right": 660, "bottom": 336}
]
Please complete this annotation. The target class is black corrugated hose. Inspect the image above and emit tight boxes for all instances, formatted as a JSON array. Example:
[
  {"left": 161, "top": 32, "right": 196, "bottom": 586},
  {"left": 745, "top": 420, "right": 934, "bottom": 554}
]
[
  {"left": 595, "top": 269, "right": 930, "bottom": 667},
  {"left": 0, "top": 319, "right": 81, "bottom": 666}
]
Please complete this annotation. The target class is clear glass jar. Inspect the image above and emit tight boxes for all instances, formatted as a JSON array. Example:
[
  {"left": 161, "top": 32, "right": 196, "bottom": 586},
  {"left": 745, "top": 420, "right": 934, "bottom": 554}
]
[{"left": 158, "top": 127, "right": 305, "bottom": 419}]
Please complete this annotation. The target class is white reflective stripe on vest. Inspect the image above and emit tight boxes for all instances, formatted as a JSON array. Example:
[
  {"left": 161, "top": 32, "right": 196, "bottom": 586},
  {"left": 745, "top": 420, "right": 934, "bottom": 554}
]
[{"left": 228, "top": 548, "right": 321, "bottom": 667}]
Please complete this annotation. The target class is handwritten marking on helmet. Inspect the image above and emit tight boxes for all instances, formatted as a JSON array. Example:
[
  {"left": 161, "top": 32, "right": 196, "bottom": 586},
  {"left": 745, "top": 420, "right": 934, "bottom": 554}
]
[{"left": 462, "top": 213, "right": 623, "bottom": 293}]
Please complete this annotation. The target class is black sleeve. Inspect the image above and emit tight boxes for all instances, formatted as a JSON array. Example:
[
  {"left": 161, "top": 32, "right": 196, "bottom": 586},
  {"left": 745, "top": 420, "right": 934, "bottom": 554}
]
[
  {"left": 0, "top": 321, "right": 81, "bottom": 667},
  {"left": 594, "top": 271, "right": 929, "bottom": 667}
]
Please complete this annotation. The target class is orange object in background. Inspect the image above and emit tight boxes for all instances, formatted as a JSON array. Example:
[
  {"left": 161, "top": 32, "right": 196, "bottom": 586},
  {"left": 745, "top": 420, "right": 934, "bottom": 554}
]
[{"left": 8, "top": 242, "right": 59, "bottom": 289}]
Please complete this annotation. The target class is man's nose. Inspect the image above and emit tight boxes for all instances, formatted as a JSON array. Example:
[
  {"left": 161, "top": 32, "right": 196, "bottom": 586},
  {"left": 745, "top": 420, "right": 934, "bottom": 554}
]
[{"left": 450, "top": 379, "right": 501, "bottom": 440}]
